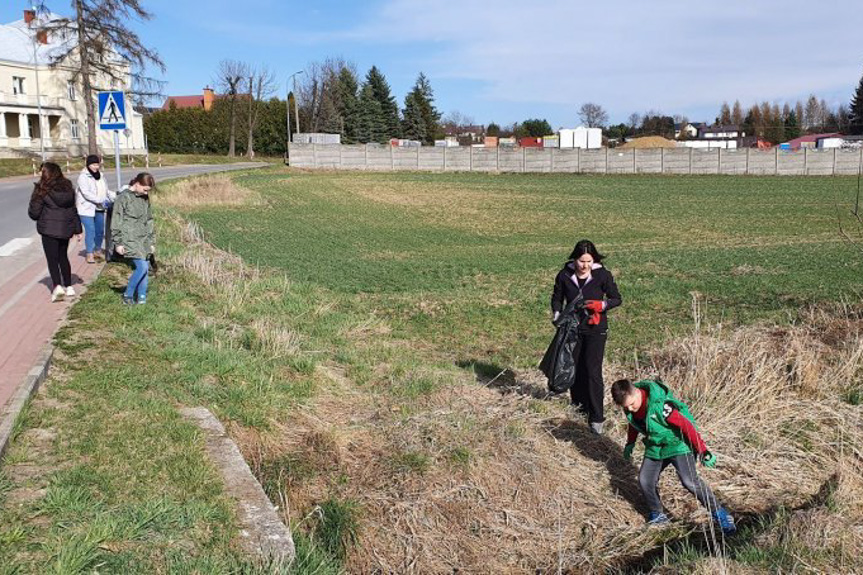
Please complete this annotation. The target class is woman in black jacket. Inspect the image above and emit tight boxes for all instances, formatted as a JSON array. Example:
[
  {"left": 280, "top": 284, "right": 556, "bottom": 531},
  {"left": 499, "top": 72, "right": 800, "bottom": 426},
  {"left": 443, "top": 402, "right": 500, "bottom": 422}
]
[
  {"left": 28, "top": 162, "right": 82, "bottom": 302},
  {"left": 551, "top": 239, "right": 621, "bottom": 434}
]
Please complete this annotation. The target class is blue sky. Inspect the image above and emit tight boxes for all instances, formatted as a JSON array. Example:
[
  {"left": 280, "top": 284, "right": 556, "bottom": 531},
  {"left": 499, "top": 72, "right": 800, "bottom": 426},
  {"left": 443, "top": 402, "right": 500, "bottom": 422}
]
[{"left": 3, "top": 1, "right": 863, "bottom": 128}]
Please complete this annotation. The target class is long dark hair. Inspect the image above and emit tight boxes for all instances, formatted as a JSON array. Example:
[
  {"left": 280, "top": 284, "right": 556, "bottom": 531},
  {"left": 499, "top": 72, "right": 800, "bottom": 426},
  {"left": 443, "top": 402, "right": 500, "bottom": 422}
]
[
  {"left": 33, "top": 162, "right": 65, "bottom": 198},
  {"left": 568, "top": 239, "right": 605, "bottom": 263}
]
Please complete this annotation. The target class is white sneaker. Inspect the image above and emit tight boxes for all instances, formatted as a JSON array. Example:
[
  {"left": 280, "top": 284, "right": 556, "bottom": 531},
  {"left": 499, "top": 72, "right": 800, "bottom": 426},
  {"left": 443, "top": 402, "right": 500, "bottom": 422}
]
[
  {"left": 65, "top": 286, "right": 76, "bottom": 297},
  {"left": 51, "top": 285, "right": 65, "bottom": 302}
]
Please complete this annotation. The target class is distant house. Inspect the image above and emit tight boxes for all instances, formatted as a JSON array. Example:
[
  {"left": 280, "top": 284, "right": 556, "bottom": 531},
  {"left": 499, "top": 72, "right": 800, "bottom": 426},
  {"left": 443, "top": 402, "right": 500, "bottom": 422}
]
[
  {"left": 674, "top": 122, "right": 705, "bottom": 139},
  {"left": 162, "top": 87, "right": 216, "bottom": 111},
  {"left": 783, "top": 133, "right": 841, "bottom": 151},
  {"left": 817, "top": 135, "right": 863, "bottom": 149},
  {"left": 699, "top": 125, "right": 744, "bottom": 139}
]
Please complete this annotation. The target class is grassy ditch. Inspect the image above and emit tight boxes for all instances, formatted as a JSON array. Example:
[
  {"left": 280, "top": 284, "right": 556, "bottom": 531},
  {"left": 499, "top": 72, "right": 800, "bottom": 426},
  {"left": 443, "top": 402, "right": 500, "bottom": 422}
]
[{"left": 1, "top": 169, "right": 861, "bottom": 573}]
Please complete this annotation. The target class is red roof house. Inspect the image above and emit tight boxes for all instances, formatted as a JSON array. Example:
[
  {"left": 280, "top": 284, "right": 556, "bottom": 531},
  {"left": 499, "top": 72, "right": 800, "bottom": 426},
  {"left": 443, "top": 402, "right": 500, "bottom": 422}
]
[
  {"left": 162, "top": 87, "right": 216, "bottom": 111},
  {"left": 784, "top": 133, "right": 841, "bottom": 151}
]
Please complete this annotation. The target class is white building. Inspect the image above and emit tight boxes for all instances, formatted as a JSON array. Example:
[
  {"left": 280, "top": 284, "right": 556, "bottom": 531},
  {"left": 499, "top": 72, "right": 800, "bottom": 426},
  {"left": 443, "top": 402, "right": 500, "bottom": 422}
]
[
  {"left": 0, "top": 10, "right": 146, "bottom": 159},
  {"left": 559, "top": 127, "right": 602, "bottom": 149}
]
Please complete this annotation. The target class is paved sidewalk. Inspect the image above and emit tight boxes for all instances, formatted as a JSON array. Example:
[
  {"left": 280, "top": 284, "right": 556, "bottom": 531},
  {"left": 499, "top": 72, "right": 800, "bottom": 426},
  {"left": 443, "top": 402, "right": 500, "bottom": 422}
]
[{"left": 0, "top": 237, "right": 102, "bottom": 413}]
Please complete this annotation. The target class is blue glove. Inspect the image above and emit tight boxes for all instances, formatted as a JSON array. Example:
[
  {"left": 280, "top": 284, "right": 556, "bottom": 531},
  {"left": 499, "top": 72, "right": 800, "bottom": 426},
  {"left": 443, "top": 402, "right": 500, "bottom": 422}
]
[{"left": 623, "top": 443, "right": 634, "bottom": 461}]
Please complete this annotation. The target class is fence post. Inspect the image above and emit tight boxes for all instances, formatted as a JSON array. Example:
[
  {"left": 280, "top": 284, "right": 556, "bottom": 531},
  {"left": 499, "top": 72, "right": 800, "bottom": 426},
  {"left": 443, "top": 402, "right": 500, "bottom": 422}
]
[
  {"left": 774, "top": 147, "right": 778, "bottom": 176},
  {"left": 470, "top": 146, "right": 474, "bottom": 172},
  {"left": 717, "top": 147, "right": 721, "bottom": 174},
  {"left": 632, "top": 148, "right": 636, "bottom": 173},
  {"left": 339, "top": 144, "right": 343, "bottom": 170},
  {"left": 661, "top": 147, "right": 664, "bottom": 173},
  {"left": 390, "top": 144, "right": 394, "bottom": 171},
  {"left": 521, "top": 146, "right": 525, "bottom": 173},
  {"left": 313, "top": 144, "right": 317, "bottom": 168},
  {"left": 549, "top": 147, "right": 554, "bottom": 172},
  {"left": 443, "top": 146, "right": 447, "bottom": 171},
  {"left": 688, "top": 147, "right": 693, "bottom": 174},
  {"left": 576, "top": 147, "right": 581, "bottom": 173},
  {"left": 605, "top": 147, "right": 609, "bottom": 174},
  {"left": 496, "top": 145, "right": 500, "bottom": 172},
  {"left": 804, "top": 147, "right": 808, "bottom": 175},
  {"left": 745, "top": 147, "right": 749, "bottom": 175},
  {"left": 832, "top": 147, "right": 837, "bottom": 176},
  {"left": 416, "top": 146, "right": 420, "bottom": 170}
]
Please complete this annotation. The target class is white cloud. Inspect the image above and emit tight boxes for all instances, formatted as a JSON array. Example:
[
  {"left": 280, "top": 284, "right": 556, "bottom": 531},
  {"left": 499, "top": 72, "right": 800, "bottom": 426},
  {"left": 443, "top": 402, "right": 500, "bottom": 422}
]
[{"left": 293, "top": 0, "right": 863, "bottom": 119}]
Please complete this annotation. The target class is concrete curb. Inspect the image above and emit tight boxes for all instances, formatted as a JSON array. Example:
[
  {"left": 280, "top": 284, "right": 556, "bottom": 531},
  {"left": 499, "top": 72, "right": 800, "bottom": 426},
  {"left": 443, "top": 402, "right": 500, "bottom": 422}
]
[
  {"left": 180, "top": 407, "right": 295, "bottom": 565},
  {"left": 0, "top": 344, "right": 53, "bottom": 460}
]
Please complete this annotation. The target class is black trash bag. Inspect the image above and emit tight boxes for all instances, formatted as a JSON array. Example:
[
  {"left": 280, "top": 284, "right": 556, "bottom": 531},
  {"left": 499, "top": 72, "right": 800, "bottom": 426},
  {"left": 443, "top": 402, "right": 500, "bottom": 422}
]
[{"left": 539, "top": 295, "right": 584, "bottom": 394}]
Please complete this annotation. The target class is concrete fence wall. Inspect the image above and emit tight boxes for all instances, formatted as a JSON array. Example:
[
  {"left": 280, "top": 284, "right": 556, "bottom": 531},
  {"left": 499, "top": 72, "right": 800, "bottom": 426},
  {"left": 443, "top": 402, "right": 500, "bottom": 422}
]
[{"left": 289, "top": 144, "right": 863, "bottom": 176}]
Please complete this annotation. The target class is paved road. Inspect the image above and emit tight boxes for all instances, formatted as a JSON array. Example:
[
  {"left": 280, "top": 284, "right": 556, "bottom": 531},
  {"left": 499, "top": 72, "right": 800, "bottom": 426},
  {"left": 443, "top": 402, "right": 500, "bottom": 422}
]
[
  {"left": 0, "top": 162, "right": 266, "bottom": 419},
  {"left": 0, "top": 162, "right": 266, "bottom": 247}
]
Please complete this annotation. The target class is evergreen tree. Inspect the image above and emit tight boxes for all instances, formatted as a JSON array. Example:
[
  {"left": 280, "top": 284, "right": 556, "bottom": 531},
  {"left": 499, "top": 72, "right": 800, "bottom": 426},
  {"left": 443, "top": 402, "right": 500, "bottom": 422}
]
[
  {"left": 486, "top": 122, "right": 501, "bottom": 137},
  {"left": 415, "top": 73, "right": 441, "bottom": 145},
  {"left": 365, "top": 66, "right": 400, "bottom": 139},
  {"left": 401, "top": 90, "right": 426, "bottom": 142},
  {"left": 850, "top": 69, "right": 863, "bottom": 135},
  {"left": 784, "top": 110, "right": 801, "bottom": 140},
  {"left": 521, "top": 118, "right": 553, "bottom": 137},
  {"left": 356, "top": 83, "right": 386, "bottom": 144},
  {"left": 336, "top": 67, "right": 360, "bottom": 143}
]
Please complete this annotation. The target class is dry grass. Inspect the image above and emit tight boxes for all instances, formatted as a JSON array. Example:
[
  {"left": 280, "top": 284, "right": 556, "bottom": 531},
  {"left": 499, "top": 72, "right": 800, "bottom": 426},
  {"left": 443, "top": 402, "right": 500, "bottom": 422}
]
[
  {"left": 242, "top": 303, "right": 863, "bottom": 573},
  {"left": 171, "top": 210, "right": 863, "bottom": 572},
  {"left": 159, "top": 173, "right": 265, "bottom": 207}
]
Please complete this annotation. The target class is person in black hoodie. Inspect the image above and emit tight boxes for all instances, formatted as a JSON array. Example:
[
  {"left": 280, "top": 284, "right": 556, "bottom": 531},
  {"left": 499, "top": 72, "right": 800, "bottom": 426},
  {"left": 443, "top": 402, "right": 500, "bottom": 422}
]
[
  {"left": 28, "top": 162, "right": 82, "bottom": 302},
  {"left": 551, "top": 239, "right": 622, "bottom": 434}
]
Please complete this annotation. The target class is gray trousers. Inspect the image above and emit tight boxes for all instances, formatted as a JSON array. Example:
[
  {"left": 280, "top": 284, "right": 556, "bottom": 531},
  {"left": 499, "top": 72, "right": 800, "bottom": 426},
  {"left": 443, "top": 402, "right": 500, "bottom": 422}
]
[{"left": 639, "top": 454, "right": 719, "bottom": 514}]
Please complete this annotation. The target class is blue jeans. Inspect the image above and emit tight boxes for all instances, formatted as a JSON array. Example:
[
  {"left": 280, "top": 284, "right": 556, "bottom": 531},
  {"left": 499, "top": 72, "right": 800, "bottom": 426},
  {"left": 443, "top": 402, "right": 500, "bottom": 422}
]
[
  {"left": 80, "top": 212, "right": 105, "bottom": 255},
  {"left": 125, "top": 258, "right": 149, "bottom": 301}
]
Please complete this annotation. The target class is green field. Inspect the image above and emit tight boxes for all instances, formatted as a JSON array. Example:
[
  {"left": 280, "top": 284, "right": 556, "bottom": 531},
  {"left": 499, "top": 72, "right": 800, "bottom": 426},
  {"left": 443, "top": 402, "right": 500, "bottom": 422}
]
[
  {"left": 2, "top": 169, "right": 860, "bottom": 573},
  {"left": 192, "top": 171, "right": 863, "bottom": 368}
]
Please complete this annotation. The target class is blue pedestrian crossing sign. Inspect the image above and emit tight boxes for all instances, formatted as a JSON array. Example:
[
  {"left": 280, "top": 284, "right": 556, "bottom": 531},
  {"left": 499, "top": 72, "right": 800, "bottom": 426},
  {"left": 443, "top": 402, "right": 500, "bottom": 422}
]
[{"left": 98, "top": 91, "right": 126, "bottom": 130}]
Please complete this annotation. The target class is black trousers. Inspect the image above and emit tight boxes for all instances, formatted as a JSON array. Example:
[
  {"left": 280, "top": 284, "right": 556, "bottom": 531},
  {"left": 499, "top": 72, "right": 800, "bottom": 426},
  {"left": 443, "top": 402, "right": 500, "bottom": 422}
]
[
  {"left": 41, "top": 235, "right": 72, "bottom": 288},
  {"left": 568, "top": 330, "right": 607, "bottom": 423}
]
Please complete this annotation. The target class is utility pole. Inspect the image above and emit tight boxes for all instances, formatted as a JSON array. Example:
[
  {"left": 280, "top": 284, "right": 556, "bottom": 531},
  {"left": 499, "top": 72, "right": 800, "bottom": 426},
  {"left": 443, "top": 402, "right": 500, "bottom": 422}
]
[
  {"left": 289, "top": 70, "right": 303, "bottom": 138},
  {"left": 16, "top": 13, "right": 46, "bottom": 161},
  {"left": 285, "top": 80, "right": 291, "bottom": 162}
]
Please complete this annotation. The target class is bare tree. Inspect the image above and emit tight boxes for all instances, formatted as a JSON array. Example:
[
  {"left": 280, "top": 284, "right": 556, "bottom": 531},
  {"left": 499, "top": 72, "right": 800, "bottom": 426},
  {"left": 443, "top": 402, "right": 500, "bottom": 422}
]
[
  {"left": 37, "top": 1, "right": 165, "bottom": 154},
  {"left": 295, "top": 57, "right": 355, "bottom": 135},
  {"left": 441, "top": 110, "right": 475, "bottom": 134},
  {"left": 214, "top": 59, "right": 248, "bottom": 157},
  {"left": 578, "top": 102, "right": 609, "bottom": 128},
  {"left": 243, "top": 66, "right": 277, "bottom": 158},
  {"left": 627, "top": 113, "right": 641, "bottom": 131}
]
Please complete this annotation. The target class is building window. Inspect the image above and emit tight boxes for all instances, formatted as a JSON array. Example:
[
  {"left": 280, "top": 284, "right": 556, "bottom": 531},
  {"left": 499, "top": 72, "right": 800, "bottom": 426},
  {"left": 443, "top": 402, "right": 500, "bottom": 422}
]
[
  {"left": 67, "top": 81, "right": 77, "bottom": 101},
  {"left": 70, "top": 119, "right": 80, "bottom": 139},
  {"left": 12, "top": 77, "right": 25, "bottom": 95}
]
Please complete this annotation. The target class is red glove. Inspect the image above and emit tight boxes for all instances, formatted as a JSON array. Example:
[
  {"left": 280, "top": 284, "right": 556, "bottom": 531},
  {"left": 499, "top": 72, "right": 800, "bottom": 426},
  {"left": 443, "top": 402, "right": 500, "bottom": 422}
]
[
  {"left": 588, "top": 311, "right": 601, "bottom": 325},
  {"left": 584, "top": 300, "right": 605, "bottom": 313}
]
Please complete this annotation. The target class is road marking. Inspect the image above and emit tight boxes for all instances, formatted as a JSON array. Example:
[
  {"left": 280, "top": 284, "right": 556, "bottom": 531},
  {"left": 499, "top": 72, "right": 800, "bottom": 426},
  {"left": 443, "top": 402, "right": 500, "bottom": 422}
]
[{"left": 0, "top": 238, "right": 34, "bottom": 257}]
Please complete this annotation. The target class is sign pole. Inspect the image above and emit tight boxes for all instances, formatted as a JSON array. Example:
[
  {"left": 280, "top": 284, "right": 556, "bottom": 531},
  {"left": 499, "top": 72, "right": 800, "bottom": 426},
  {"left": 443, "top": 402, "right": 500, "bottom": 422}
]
[{"left": 113, "top": 129, "right": 122, "bottom": 190}]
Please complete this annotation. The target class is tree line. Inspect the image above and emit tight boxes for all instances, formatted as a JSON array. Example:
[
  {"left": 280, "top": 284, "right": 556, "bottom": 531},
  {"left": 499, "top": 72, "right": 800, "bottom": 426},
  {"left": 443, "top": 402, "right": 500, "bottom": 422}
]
[{"left": 145, "top": 58, "right": 443, "bottom": 155}]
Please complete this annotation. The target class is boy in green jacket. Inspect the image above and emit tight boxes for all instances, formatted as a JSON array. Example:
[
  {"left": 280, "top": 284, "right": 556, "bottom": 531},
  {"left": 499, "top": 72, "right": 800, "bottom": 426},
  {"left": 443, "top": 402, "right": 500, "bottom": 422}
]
[
  {"left": 611, "top": 378, "right": 736, "bottom": 535},
  {"left": 111, "top": 173, "right": 156, "bottom": 305}
]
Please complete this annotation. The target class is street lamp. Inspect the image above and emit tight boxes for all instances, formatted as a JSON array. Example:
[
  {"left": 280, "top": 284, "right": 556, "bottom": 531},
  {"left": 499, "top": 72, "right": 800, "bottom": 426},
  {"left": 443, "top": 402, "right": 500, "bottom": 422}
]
[
  {"left": 12, "top": 13, "right": 46, "bottom": 161},
  {"left": 289, "top": 70, "right": 303, "bottom": 138}
]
